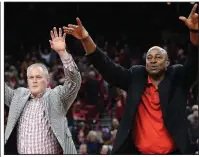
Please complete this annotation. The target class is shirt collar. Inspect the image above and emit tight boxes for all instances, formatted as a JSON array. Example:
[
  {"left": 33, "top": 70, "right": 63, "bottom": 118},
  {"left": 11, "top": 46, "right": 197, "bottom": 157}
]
[
  {"left": 147, "top": 76, "right": 159, "bottom": 90},
  {"left": 147, "top": 76, "right": 153, "bottom": 85},
  {"left": 30, "top": 90, "right": 46, "bottom": 99}
]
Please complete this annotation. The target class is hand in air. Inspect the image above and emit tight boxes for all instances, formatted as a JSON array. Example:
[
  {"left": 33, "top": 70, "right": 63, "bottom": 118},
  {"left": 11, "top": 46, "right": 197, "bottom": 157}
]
[
  {"left": 63, "top": 17, "right": 89, "bottom": 40},
  {"left": 179, "top": 4, "right": 198, "bottom": 30}
]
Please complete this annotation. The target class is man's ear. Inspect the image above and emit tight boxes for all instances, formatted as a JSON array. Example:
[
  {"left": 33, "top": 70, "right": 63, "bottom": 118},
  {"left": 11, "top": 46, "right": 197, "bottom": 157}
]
[
  {"left": 166, "top": 59, "right": 170, "bottom": 68},
  {"left": 27, "top": 79, "right": 30, "bottom": 88},
  {"left": 47, "top": 77, "right": 50, "bottom": 87}
]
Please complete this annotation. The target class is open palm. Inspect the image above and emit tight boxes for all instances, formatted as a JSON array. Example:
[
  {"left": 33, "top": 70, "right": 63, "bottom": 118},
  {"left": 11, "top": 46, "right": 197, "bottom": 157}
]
[{"left": 49, "top": 27, "right": 66, "bottom": 53}]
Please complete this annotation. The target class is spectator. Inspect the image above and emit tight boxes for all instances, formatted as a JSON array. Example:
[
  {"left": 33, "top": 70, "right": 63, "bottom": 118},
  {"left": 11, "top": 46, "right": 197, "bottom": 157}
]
[
  {"left": 112, "top": 118, "right": 119, "bottom": 130},
  {"left": 79, "top": 144, "right": 88, "bottom": 154},
  {"left": 86, "top": 131, "right": 101, "bottom": 154},
  {"left": 100, "top": 145, "right": 110, "bottom": 155},
  {"left": 101, "top": 128, "right": 111, "bottom": 145}
]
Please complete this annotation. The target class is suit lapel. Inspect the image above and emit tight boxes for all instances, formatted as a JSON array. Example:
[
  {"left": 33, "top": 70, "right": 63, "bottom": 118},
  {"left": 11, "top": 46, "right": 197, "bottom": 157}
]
[
  {"left": 129, "top": 70, "right": 148, "bottom": 119},
  {"left": 46, "top": 90, "right": 66, "bottom": 152},
  {"left": 5, "top": 91, "right": 31, "bottom": 141},
  {"left": 125, "top": 69, "right": 171, "bottom": 125},
  {"left": 158, "top": 72, "right": 171, "bottom": 122},
  {"left": 15, "top": 92, "right": 31, "bottom": 120},
  {"left": 122, "top": 69, "right": 148, "bottom": 127},
  {"left": 131, "top": 72, "right": 148, "bottom": 112},
  {"left": 113, "top": 70, "right": 148, "bottom": 152}
]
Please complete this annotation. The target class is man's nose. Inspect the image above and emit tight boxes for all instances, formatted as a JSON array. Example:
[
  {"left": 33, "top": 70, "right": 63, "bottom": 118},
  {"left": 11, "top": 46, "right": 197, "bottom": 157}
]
[
  {"left": 33, "top": 78, "right": 37, "bottom": 82},
  {"left": 150, "top": 58, "right": 157, "bottom": 63}
]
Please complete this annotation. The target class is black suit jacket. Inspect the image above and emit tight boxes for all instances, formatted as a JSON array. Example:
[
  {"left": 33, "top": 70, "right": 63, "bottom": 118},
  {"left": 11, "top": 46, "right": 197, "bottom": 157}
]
[{"left": 86, "top": 43, "right": 198, "bottom": 154}]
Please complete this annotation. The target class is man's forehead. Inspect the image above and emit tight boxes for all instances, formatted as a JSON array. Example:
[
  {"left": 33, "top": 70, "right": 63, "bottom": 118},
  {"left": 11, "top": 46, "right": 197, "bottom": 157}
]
[
  {"left": 28, "top": 66, "right": 45, "bottom": 75},
  {"left": 30, "top": 66, "right": 43, "bottom": 71},
  {"left": 147, "top": 46, "right": 167, "bottom": 56}
]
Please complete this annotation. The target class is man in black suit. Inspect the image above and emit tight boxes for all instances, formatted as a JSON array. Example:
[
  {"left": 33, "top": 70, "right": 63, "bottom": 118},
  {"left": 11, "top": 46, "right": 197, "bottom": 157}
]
[{"left": 63, "top": 4, "right": 198, "bottom": 154}]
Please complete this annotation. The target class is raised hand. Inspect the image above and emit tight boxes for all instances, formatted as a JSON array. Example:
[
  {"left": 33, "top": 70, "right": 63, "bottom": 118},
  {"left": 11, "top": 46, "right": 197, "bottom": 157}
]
[
  {"left": 49, "top": 27, "right": 66, "bottom": 54},
  {"left": 179, "top": 3, "right": 198, "bottom": 30},
  {"left": 63, "top": 17, "right": 89, "bottom": 40}
]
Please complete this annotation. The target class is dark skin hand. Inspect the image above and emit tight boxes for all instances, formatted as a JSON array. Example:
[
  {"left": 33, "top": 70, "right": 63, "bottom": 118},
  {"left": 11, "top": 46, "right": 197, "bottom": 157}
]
[{"left": 179, "top": 3, "right": 198, "bottom": 46}]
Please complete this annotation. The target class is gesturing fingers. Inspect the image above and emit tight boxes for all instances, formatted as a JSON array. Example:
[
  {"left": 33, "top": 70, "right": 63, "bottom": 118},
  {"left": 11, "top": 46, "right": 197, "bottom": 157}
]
[
  {"left": 49, "top": 40, "right": 53, "bottom": 47},
  {"left": 50, "top": 30, "right": 55, "bottom": 40},
  {"left": 53, "top": 27, "right": 58, "bottom": 37},
  {"left": 59, "top": 28, "right": 62, "bottom": 37},
  {"left": 188, "top": 3, "right": 198, "bottom": 18},
  {"left": 76, "top": 17, "right": 83, "bottom": 27},
  {"left": 63, "top": 26, "right": 75, "bottom": 34},
  {"left": 63, "top": 33, "right": 66, "bottom": 39},
  {"left": 68, "top": 24, "right": 78, "bottom": 29},
  {"left": 179, "top": 16, "right": 187, "bottom": 23}
]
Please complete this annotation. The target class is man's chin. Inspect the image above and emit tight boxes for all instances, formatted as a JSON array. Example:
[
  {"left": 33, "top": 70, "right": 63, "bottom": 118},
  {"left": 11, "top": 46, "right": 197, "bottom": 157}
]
[
  {"left": 148, "top": 70, "right": 166, "bottom": 78},
  {"left": 148, "top": 71, "right": 160, "bottom": 75},
  {"left": 30, "top": 90, "right": 39, "bottom": 96},
  {"left": 148, "top": 71, "right": 163, "bottom": 77}
]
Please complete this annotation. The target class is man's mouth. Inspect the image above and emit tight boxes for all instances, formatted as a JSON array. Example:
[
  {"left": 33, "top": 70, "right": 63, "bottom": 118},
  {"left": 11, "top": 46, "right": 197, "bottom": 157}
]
[{"left": 151, "top": 66, "right": 158, "bottom": 70}]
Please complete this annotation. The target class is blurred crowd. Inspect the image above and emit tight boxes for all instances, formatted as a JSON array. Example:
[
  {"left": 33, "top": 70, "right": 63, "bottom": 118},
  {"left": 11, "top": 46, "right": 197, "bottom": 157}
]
[{"left": 4, "top": 30, "right": 198, "bottom": 154}]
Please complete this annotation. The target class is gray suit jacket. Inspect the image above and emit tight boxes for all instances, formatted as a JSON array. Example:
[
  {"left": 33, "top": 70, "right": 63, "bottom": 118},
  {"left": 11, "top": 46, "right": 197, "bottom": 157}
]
[{"left": 4, "top": 62, "right": 81, "bottom": 154}]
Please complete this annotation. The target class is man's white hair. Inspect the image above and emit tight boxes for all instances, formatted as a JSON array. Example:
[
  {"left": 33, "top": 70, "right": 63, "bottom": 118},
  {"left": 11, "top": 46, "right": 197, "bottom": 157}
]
[{"left": 27, "top": 63, "right": 49, "bottom": 78}]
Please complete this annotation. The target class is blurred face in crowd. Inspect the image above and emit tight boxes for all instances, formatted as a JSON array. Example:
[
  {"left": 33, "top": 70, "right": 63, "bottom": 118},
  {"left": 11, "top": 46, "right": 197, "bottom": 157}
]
[
  {"left": 87, "top": 131, "right": 97, "bottom": 142},
  {"left": 90, "top": 133, "right": 96, "bottom": 142},
  {"left": 112, "top": 118, "right": 119, "bottom": 129},
  {"left": 27, "top": 65, "right": 49, "bottom": 97},
  {"left": 88, "top": 70, "right": 96, "bottom": 79},
  {"left": 146, "top": 46, "right": 169, "bottom": 77},
  {"left": 100, "top": 145, "right": 109, "bottom": 155},
  {"left": 79, "top": 144, "right": 87, "bottom": 154}
]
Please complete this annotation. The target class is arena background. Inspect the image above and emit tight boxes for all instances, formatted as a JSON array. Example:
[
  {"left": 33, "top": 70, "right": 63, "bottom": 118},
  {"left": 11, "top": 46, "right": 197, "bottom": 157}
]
[{"left": 4, "top": 2, "right": 198, "bottom": 154}]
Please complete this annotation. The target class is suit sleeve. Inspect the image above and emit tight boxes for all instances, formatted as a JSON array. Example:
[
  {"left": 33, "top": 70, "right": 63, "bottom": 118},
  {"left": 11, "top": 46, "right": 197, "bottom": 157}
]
[
  {"left": 182, "top": 43, "right": 198, "bottom": 89},
  {"left": 86, "top": 47, "right": 133, "bottom": 91},
  {"left": 4, "top": 83, "right": 15, "bottom": 107},
  {"left": 52, "top": 53, "right": 81, "bottom": 113}
]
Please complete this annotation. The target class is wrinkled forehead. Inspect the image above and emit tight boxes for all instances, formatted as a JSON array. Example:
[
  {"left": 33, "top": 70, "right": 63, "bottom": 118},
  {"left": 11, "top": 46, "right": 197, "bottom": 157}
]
[
  {"left": 147, "top": 46, "right": 167, "bottom": 56},
  {"left": 28, "top": 66, "right": 45, "bottom": 76}
]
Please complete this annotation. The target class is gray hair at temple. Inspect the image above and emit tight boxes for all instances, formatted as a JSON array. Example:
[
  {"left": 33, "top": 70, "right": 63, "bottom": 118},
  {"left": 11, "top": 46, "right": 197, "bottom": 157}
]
[{"left": 27, "top": 63, "right": 49, "bottom": 78}]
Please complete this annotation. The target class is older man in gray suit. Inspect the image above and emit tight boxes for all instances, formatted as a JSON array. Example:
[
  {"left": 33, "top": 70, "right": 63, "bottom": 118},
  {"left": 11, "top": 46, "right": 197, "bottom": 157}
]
[{"left": 4, "top": 27, "right": 81, "bottom": 154}]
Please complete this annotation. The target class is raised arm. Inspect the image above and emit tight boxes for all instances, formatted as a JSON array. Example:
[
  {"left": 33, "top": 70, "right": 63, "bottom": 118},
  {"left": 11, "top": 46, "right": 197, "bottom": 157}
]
[
  {"left": 179, "top": 4, "right": 198, "bottom": 88},
  {"left": 4, "top": 83, "right": 15, "bottom": 107},
  {"left": 63, "top": 18, "right": 132, "bottom": 91},
  {"left": 179, "top": 3, "right": 198, "bottom": 46},
  {"left": 49, "top": 27, "right": 81, "bottom": 113}
]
